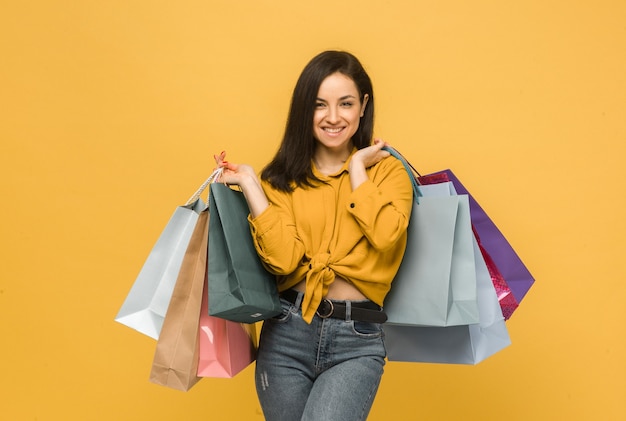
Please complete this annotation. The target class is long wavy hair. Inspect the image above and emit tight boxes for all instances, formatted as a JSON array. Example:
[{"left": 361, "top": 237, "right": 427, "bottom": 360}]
[{"left": 261, "top": 51, "right": 375, "bottom": 192}]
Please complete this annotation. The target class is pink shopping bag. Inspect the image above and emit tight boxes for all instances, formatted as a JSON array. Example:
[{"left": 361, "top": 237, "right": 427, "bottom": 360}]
[{"left": 197, "top": 277, "right": 257, "bottom": 378}]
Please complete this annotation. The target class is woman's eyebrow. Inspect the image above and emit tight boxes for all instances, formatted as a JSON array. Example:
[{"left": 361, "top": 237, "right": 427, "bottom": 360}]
[{"left": 316, "top": 95, "right": 358, "bottom": 102}]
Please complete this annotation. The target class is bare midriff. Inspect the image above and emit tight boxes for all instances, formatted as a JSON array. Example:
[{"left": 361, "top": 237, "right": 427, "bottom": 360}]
[{"left": 291, "top": 275, "right": 368, "bottom": 301}]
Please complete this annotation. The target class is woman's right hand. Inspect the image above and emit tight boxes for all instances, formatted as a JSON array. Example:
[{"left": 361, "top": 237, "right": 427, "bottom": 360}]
[
  {"left": 214, "top": 151, "right": 258, "bottom": 187},
  {"left": 213, "top": 151, "right": 269, "bottom": 217}
]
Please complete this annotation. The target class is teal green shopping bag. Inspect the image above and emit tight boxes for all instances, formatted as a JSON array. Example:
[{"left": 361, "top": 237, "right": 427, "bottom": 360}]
[{"left": 207, "top": 183, "right": 281, "bottom": 323}]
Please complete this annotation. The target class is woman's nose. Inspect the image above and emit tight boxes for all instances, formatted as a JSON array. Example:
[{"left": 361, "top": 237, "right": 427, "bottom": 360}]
[{"left": 324, "top": 106, "right": 340, "bottom": 123}]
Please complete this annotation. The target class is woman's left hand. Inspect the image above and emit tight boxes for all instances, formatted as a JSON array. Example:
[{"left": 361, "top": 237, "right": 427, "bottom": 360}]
[
  {"left": 348, "top": 139, "right": 391, "bottom": 191},
  {"left": 351, "top": 138, "right": 390, "bottom": 169}
]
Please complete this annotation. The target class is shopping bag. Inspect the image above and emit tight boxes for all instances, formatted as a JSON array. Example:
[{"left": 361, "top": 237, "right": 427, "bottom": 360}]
[
  {"left": 207, "top": 183, "right": 282, "bottom": 323},
  {"left": 150, "top": 210, "right": 209, "bottom": 391},
  {"left": 419, "top": 170, "right": 533, "bottom": 319},
  {"left": 115, "top": 172, "right": 219, "bottom": 339},
  {"left": 383, "top": 147, "right": 479, "bottom": 327},
  {"left": 198, "top": 278, "right": 257, "bottom": 378},
  {"left": 149, "top": 209, "right": 209, "bottom": 391},
  {"left": 384, "top": 236, "right": 512, "bottom": 364}
]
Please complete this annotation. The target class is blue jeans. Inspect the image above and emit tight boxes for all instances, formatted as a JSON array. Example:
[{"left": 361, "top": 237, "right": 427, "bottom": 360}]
[{"left": 255, "top": 293, "right": 387, "bottom": 421}]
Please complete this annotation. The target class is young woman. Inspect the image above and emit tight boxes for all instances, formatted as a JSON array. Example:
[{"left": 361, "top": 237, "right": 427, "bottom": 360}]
[{"left": 215, "top": 50, "right": 413, "bottom": 420}]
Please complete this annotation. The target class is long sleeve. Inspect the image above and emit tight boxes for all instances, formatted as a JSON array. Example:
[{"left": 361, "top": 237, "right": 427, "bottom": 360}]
[
  {"left": 248, "top": 183, "right": 307, "bottom": 276},
  {"left": 346, "top": 157, "right": 413, "bottom": 251}
]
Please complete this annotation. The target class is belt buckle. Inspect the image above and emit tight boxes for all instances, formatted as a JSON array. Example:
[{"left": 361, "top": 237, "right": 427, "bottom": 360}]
[{"left": 316, "top": 299, "right": 334, "bottom": 318}]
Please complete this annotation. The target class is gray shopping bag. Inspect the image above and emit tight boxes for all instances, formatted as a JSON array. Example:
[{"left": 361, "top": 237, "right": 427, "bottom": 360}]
[
  {"left": 384, "top": 236, "right": 511, "bottom": 364},
  {"left": 383, "top": 148, "right": 479, "bottom": 326},
  {"left": 116, "top": 172, "right": 218, "bottom": 339}
]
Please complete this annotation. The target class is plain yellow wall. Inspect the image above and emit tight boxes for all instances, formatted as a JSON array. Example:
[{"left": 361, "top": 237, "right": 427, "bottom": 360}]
[{"left": 1, "top": 1, "right": 625, "bottom": 420}]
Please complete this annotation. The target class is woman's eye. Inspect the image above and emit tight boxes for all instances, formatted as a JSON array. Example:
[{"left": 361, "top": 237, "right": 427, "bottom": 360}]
[
  {"left": 315, "top": 102, "right": 326, "bottom": 108},
  {"left": 341, "top": 102, "right": 354, "bottom": 107}
]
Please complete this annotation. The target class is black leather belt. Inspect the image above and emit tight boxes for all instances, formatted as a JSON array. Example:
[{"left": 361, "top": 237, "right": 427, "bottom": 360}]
[{"left": 280, "top": 289, "right": 387, "bottom": 323}]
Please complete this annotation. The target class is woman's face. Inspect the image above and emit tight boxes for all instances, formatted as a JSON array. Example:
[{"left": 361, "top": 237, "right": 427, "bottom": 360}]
[{"left": 312, "top": 72, "right": 369, "bottom": 153}]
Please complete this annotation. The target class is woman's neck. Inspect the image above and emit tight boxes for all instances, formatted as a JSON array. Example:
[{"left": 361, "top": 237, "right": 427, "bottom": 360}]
[{"left": 314, "top": 146, "right": 353, "bottom": 175}]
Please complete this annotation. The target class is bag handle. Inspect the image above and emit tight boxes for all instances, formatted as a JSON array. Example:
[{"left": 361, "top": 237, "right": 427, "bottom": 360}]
[
  {"left": 185, "top": 167, "right": 224, "bottom": 206},
  {"left": 382, "top": 145, "right": 422, "bottom": 198}
]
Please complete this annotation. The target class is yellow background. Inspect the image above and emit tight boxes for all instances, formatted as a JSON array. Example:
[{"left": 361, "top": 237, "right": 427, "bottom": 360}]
[{"left": 1, "top": 1, "right": 625, "bottom": 420}]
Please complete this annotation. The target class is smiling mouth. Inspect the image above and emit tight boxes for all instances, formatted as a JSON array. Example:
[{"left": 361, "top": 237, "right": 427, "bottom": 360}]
[{"left": 324, "top": 127, "right": 344, "bottom": 133}]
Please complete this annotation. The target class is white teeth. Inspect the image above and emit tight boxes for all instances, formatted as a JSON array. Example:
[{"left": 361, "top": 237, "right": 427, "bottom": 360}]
[{"left": 324, "top": 128, "right": 343, "bottom": 133}]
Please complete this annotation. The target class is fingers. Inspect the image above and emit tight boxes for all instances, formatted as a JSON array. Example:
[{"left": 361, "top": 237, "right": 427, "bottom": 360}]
[
  {"left": 371, "top": 139, "right": 390, "bottom": 160},
  {"left": 373, "top": 138, "right": 388, "bottom": 149},
  {"left": 212, "top": 151, "right": 229, "bottom": 184},
  {"left": 213, "top": 150, "right": 227, "bottom": 166}
]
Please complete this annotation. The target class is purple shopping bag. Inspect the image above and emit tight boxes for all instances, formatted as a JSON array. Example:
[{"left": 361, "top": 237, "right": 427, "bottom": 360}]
[{"left": 419, "top": 170, "right": 534, "bottom": 319}]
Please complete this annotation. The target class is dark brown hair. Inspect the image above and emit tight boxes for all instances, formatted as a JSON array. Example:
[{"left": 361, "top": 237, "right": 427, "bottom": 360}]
[{"left": 261, "top": 51, "right": 375, "bottom": 191}]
